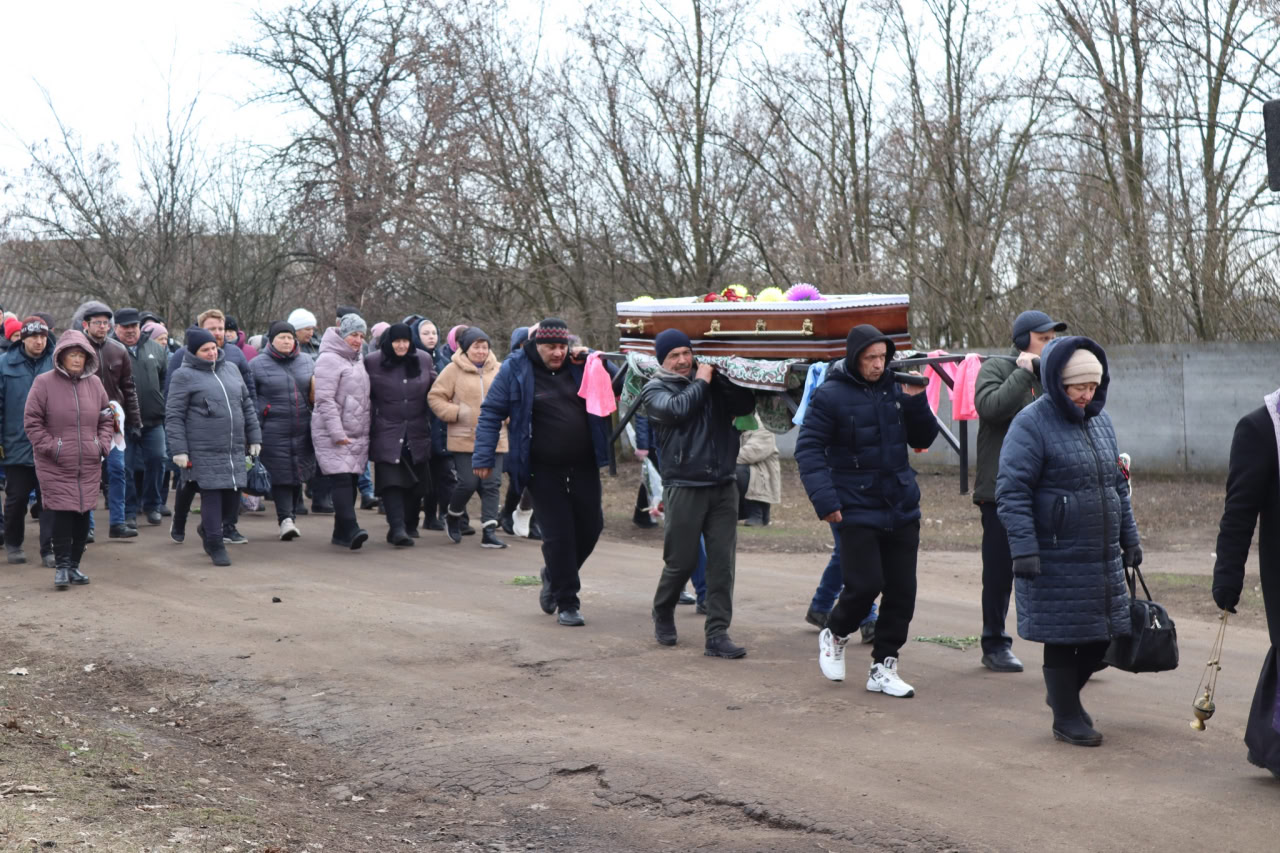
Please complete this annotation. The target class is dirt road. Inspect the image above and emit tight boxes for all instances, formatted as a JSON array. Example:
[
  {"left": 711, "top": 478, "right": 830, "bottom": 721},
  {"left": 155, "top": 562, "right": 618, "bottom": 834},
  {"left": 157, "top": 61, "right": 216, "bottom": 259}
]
[{"left": 2, "top": 508, "right": 1276, "bottom": 851}]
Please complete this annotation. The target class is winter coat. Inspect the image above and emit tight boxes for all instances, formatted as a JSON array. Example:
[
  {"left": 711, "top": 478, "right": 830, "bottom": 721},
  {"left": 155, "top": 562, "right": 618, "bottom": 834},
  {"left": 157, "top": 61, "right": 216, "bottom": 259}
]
[
  {"left": 640, "top": 367, "right": 757, "bottom": 487},
  {"left": 473, "top": 346, "right": 612, "bottom": 493},
  {"left": 996, "top": 336, "right": 1139, "bottom": 646},
  {"left": 235, "top": 330, "right": 259, "bottom": 363},
  {"left": 410, "top": 317, "right": 451, "bottom": 456},
  {"left": 23, "top": 331, "right": 114, "bottom": 512},
  {"left": 165, "top": 349, "right": 262, "bottom": 491},
  {"left": 366, "top": 350, "right": 436, "bottom": 464},
  {"left": 115, "top": 334, "right": 168, "bottom": 427},
  {"left": 973, "top": 348, "right": 1045, "bottom": 504},
  {"left": 310, "top": 327, "right": 371, "bottom": 475},
  {"left": 0, "top": 341, "right": 54, "bottom": 466},
  {"left": 1213, "top": 403, "right": 1280, "bottom": 650},
  {"left": 428, "top": 349, "right": 507, "bottom": 454},
  {"left": 795, "top": 332, "right": 940, "bottom": 528},
  {"left": 166, "top": 338, "right": 256, "bottom": 402},
  {"left": 72, "top": 299, "right": 142, "bottom": 429},
  {"left": 249, "top": 345, "right": 316, "bottom": 486},
  {"left": 737, "top": 427, "right": 782, "bottom": 504}
]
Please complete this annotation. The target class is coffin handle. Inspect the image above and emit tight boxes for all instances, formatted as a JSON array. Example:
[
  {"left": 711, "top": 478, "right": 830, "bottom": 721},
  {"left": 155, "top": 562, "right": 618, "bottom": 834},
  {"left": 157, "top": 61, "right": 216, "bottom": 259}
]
[
  {"left": 705, "top": 318, "right": 814, "bottom": 336},
  {"left": 616, "top": 319, "right": 649, "bottom": 333}
]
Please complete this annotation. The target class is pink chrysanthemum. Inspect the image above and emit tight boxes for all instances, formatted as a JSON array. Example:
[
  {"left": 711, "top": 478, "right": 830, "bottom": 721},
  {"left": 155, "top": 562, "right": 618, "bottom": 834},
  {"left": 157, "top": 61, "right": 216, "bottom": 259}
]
[{"left": 784, "top": 283, "right": 823, "bottom": 301}]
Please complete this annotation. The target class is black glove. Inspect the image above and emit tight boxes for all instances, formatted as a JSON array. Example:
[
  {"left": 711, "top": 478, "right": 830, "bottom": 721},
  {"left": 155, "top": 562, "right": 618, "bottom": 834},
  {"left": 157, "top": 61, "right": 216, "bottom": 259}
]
[
  {"left": 1212, "top": 586, "right": 1239, "bottom": 614},
  {"left": 1012, "top": 555, "right": 1041, "bottom": 579},
  {"left": 1123, "top": 545, "right": 1143, "bottom": 569}
]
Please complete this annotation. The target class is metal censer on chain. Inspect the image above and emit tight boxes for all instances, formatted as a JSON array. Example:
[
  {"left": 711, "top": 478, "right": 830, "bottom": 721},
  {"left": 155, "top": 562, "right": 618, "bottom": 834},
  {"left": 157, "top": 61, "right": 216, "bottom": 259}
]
[{"left": 1191, "top": 611, "right": 1230, "bottom": 731}]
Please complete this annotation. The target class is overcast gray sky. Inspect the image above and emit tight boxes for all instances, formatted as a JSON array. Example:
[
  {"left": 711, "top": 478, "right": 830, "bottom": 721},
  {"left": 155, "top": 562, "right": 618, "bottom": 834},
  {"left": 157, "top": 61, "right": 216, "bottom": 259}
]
[{"left": 0, "top": 0, "right": 581, "bottom": 186}]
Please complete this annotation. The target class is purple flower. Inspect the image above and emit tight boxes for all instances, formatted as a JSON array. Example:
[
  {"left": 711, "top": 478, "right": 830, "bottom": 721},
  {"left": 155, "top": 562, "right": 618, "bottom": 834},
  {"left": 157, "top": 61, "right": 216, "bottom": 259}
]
[{"left": 784, "top": 283, "right": 823, "bottom": 301}]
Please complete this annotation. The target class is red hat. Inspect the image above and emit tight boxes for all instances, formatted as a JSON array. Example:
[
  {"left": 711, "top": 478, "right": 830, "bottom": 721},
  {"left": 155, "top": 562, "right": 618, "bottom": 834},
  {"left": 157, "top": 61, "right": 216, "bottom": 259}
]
[{"left": 4, "top": 318, "right": 23, "bottom": 341}]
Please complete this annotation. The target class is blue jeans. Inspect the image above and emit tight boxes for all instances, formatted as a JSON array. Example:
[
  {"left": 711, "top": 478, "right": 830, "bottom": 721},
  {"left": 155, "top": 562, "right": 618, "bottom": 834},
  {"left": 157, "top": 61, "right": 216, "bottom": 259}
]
[
  {"left": 106, "top": 447, "right": 126, "bottom": 527},
  {"left": 690, "top": 536, "right": 707, "bottom": 603},
  {"left": 359, "top": 463, "right": 374, "bottom": 499},
  {"left": 125, "top": 426, "right": 167, "bottom": 515},
  {"left": 810, "top": 523, "right": 878, "bottom": 625}
]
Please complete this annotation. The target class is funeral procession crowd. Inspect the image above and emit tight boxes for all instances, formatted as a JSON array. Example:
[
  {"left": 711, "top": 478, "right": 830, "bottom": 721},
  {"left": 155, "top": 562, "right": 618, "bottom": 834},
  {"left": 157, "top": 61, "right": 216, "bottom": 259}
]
[{"left": 0, "top": 299, "right": 1276, "bottom": 776}]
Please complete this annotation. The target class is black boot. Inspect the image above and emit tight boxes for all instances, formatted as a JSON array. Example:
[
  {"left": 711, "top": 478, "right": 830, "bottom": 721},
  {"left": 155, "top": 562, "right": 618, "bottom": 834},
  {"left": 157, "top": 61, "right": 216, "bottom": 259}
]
[
  {"left": 446, "top": 512, "right": 463, "bottom": 544},
  {"left": 383, "top": 490, "right": 414, "bottom": 547},
  {"left": 1043, "top": 666, "right": 1102, "bottom": 746},
  {"left": 743, "top": 500, "right": 768, "bottom": 527},
  {"left": 203, "top": 531, "right": 232, "bottom": 567},
  {"left": 1043, "top": 663, "right": 1096, "bottom": 728},
  {"left": 67, "top": 538, "right": 90, "bottom": 585},
  {"left": 52, "top": 537, "right": 72, "bottom": 590}
]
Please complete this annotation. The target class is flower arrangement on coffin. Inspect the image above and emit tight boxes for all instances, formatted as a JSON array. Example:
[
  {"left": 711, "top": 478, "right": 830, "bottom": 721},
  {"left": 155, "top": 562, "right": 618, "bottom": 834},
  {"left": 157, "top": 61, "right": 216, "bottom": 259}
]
[
  {"left": 756, "top": 287, "right": 785, "bottom": 303},
  {"left": 784, "top": 283, "right": 823, "bottom": 301}
]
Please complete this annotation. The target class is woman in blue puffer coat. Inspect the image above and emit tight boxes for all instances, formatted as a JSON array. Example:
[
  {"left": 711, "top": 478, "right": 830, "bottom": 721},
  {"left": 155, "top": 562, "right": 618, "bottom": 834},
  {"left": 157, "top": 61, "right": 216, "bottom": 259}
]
[{"left": 996, "top": 336, "right": 1141, "bottom": 748}]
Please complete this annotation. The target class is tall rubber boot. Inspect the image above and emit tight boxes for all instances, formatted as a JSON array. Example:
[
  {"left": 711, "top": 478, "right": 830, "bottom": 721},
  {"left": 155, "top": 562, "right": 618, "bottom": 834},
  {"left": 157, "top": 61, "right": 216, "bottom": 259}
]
[{"left": 1043, "top": 666, "right": 1102, "bottom": 746}]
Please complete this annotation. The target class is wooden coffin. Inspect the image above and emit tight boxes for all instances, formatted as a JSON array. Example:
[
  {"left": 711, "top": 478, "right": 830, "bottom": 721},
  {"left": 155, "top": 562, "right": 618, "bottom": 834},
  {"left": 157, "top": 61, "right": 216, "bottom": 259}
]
[{"left": 616, "top": 294, "right": 911, "bottom": 360}]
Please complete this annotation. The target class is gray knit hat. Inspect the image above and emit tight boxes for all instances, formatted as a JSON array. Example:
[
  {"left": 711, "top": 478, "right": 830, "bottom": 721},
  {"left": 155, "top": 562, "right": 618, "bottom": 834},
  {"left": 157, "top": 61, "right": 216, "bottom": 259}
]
[{"left": 338, "top": 313, "right": 367, "bottom": 337}]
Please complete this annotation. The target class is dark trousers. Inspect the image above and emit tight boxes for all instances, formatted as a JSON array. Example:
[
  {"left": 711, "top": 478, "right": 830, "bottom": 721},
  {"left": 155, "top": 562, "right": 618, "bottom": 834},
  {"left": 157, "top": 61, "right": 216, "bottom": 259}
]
[
  {"left": 198, "top": 488, "right": 239, "bottom": 543},
  {"left": 527, "top": 464, "right": 603, "bottom": 611},
  {"left": 328, "top": 473, "right": 360, "bottom": 539},
  {"left": 4, "top": 465, "right": 52, "bottom": 555},
  {"left": 449, "top": 451, "right": 502, "bottom": 524},
  {"left": 1043, "top": 641, "right": 1108, "bottom": 671},
  {"left": 310, "top": 473, "right": 332, "bottom": 507},
  {"left": 174, "top": 478, "right": 199, "bottom": 523},
  {"left": 383, "top": 486, "right": 411, "bottom": 534},
  {"left": 51, "top": 509, "right": 91, "bottom": 551},
  {"left": 829, "top": 521, "right": 920, "bottom": 663},
  {"left": 654, "top": 482, "right": 739, "bottom": 639},
  {"left": 271, "top": 484, "right": 297, "bottom": 523},
  {"left": 979, "top": 502, "right": 1015, "bottom": 654},
  {"left": 423, "top": 453, "right": 456, "bottom": 522}
]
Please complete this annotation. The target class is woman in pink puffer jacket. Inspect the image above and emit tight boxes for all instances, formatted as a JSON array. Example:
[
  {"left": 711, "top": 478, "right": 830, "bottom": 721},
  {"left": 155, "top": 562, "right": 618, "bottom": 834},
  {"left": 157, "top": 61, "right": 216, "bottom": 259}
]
[
  {"left": 23, "top": 330, "right": 115, "bottom": 590},
  {"left": 311, "top": 316, "right": 372, "bottom": 549}
]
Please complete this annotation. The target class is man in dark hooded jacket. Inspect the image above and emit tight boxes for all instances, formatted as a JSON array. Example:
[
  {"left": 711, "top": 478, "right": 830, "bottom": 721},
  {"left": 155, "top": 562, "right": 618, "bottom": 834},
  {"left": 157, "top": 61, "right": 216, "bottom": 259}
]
[{"left": 796, "top": 325, "right": 937, "bottom": 696}]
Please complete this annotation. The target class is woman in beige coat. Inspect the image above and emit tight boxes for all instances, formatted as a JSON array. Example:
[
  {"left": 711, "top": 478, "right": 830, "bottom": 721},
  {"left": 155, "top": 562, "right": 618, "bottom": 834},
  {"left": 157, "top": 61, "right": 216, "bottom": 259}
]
[
  {"left": 736, "top": 425, "right": 781, "bottom": 526},
  {"left": 427, "top": 327, "right": 508, "bottom": 547}
]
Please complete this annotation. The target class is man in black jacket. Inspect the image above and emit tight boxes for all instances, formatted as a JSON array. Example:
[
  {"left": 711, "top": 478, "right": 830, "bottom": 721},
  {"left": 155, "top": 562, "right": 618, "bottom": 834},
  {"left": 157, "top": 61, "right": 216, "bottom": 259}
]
[
  {"left": 796, "top": 325, "right": 936, "bottom": 695},
  {"left": 1213, "top": 394, "right": 1280, "bottom": 777},
  {"left": 74, "top": 300, "right": 140, "bottom": 540},
  {"left": 971, "top": 310, "right": 1066, "bottom": 673},
  {"left": 113, "top": 307, "right": 169, "bottom": 526},
  {"left": 642, "top": 329, "right": 757, "bottom": 659}
]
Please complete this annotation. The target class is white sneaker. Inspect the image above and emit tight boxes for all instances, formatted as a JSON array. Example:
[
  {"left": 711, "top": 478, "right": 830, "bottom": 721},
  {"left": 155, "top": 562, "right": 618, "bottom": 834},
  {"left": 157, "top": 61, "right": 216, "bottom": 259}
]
[
  {"left": 512, "top": 507, "right": 532, "bottom": 538},
  {"left": 818, "top": 628, "right": 849, "bottom": 682},
  {"left": 866, "top": 656, "right": 915, "bottom": 698},
  {"left": 279, "top": 518, "right": 301, "bottom": 541}
]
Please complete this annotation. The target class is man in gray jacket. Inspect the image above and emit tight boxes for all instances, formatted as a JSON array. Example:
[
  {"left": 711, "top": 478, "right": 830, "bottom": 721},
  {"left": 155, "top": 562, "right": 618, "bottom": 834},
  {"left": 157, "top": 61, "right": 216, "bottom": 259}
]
[
  {"left": 972, "top": 310, "right": 1066, "bottom": 673},
  {"left": 113, "top": 307, "right": 168, "bottom": 526},
  {"left": 642, "top": 329, "right": 756, "bottom": 659}
]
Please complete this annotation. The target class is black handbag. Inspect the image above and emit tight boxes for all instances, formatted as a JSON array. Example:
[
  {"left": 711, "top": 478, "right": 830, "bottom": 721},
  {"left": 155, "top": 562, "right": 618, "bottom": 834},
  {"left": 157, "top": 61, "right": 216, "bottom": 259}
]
[
  {"left": 1104, "top": 562, "right": 1179, "bottom": 673},
  {"left": 245, "top": 455, "right": 273, "bottom": 497}
]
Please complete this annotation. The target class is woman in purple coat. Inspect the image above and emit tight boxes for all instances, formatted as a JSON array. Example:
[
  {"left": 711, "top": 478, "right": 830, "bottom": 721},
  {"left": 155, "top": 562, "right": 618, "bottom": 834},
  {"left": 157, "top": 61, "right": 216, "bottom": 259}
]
[
  {"left": 23, "top": 331, "right": 115, "bottom": 589},
  {"left": 310, "top": 315, "right": 372, "bottom": 549},
  {"left": 365, "top": 323, "right": 436, "bottom": 546}
]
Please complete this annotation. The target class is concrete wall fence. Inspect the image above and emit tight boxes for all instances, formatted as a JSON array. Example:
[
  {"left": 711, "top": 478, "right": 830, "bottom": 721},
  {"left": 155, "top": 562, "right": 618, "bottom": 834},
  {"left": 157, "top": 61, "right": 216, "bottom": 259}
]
[{"left": 775, "top": 342, "right": 1280, "bottom": 475}]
